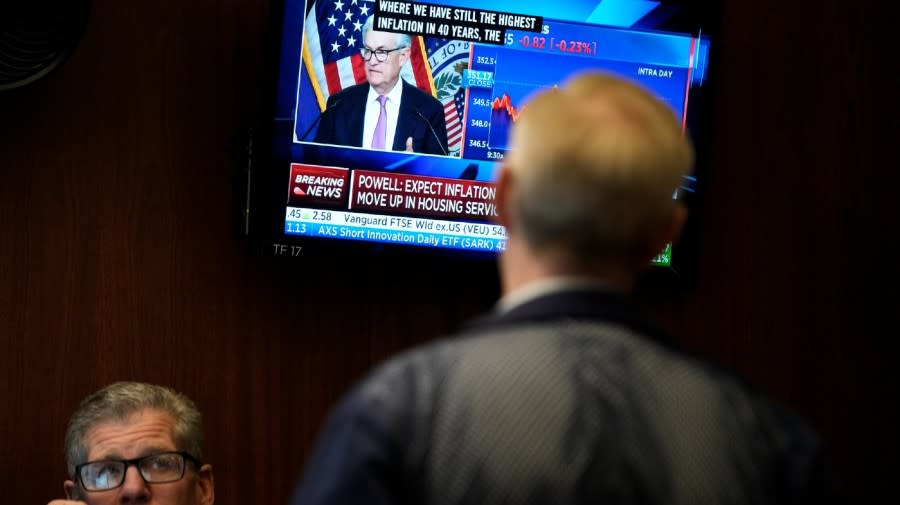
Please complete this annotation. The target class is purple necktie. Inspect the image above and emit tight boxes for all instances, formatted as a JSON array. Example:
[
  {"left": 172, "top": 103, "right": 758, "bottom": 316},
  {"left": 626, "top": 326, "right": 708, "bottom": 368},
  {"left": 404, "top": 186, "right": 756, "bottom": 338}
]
[{"left": 371, "top": 95, "right": 388, "bottom": 149}]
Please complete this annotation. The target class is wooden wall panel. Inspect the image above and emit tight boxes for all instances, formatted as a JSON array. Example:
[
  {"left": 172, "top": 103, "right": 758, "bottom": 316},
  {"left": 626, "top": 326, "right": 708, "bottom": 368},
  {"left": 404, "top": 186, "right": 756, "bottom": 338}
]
[{"left": 1, "top": 0, "right": 894, "bottom": 503}]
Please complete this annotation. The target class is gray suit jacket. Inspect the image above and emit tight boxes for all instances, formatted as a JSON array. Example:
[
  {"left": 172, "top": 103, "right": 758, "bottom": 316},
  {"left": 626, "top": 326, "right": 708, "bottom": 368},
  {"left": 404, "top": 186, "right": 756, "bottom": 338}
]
[{"left": 290, "top": 288, "right": 838, "bottom": 505}]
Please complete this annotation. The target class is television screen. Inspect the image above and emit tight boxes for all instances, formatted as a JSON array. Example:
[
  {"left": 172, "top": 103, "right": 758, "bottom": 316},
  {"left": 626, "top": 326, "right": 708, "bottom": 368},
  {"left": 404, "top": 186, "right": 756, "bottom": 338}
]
[{"left": 246, "top": 0, "right": 715, "bottom": 267}]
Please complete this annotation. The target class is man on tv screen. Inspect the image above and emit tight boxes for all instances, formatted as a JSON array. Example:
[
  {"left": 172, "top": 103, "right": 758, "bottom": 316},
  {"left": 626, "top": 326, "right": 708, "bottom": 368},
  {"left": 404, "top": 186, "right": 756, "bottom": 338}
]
[{"left": 313, "top": 16, "right": 448, "bottom": 155}]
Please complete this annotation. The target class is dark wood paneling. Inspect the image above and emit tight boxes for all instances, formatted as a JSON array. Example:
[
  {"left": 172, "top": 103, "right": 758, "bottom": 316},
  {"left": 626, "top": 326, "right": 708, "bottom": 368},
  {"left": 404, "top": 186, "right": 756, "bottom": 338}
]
[{"left": 1, "top": 0, "right": 894, "bottom": 503}]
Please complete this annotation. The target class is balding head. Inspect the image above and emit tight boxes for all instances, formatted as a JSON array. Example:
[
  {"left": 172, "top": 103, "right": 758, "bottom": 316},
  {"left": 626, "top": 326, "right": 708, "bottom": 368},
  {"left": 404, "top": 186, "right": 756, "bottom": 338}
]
[{"left": 499, "top": 72, "right": 693, "bottom": 272}]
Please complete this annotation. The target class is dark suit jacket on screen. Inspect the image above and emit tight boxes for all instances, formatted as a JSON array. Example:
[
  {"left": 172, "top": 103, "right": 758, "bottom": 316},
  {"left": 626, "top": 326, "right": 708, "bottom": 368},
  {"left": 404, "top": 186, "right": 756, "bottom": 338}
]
[{"left": 313, "top": 80, "right": 448, "bottom": 155}]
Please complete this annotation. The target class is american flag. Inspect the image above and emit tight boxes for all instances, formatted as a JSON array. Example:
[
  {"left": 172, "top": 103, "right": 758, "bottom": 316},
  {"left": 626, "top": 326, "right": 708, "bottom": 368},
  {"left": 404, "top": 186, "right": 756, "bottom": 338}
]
[
  {"left": 423, "top": 38, "right": 470, "bottom": 154},
  {"left": 302, "top": 0, "right": 435, "bottom": 111},
  {"left": 444, "top": 87, "right": 466, "bottom": 151}
]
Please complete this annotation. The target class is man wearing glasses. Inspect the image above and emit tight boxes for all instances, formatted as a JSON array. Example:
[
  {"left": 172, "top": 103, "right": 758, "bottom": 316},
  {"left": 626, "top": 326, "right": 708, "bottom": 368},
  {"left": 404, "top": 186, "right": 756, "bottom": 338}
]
[
  {"left": 47, "top": 382, "right": 214, "bottom": 505},
  {"left": 313, "top": 16, "right": 448, "bottom": 155}
]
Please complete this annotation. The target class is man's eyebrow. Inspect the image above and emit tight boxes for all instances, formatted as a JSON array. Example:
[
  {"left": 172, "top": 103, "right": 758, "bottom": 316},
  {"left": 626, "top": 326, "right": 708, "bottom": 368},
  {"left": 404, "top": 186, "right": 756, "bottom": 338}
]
[
  {"left": 91, "top": 446, "right": 173, "bottom": 461},
  {"left": 89, "top": 452, "right": 123, "bottom": 462}
]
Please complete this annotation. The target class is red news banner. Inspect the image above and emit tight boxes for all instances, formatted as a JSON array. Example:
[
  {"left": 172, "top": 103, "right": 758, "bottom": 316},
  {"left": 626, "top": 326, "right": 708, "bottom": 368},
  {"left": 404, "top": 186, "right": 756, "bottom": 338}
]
[
  {"left": 290, "top": 164, "right": 498, "bottom": 221},
  {"left": 352, "top": 170, "right": 498, "bottom": 219}
]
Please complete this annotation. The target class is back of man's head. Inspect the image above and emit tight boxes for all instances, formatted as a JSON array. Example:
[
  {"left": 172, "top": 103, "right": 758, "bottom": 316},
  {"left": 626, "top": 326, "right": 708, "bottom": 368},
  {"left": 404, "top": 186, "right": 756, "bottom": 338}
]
[{"left": 502, "top": 72, "right": 693, "bottom": 269}]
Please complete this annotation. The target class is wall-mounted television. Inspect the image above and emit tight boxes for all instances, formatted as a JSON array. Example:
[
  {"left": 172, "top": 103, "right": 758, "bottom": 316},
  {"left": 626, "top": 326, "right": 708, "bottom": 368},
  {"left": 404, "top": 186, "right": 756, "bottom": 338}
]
[{"left": 244, "top": 0, "right": 716, "bottom": 272}]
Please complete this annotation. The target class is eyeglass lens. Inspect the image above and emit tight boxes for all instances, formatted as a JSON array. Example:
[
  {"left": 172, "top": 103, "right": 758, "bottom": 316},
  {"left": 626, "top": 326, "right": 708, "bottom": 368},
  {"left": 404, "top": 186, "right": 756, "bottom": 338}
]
[
  {"left": 79, "top": 452, "right": 187, "bottom": 491},
  {"left": 362, "top": 48, "right": 396, "bottom": 61}
]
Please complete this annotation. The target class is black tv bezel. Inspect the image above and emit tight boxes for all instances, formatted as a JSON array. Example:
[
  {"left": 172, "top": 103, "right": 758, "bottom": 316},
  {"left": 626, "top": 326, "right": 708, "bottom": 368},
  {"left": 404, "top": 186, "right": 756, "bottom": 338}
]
[{"left": 238, "top": 0, "right": 720, "bottom": 283}]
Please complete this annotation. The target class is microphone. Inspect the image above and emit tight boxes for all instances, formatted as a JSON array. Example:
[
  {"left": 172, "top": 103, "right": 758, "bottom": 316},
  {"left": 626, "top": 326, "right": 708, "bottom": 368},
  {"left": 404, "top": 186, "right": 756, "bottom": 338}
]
[
  {"left": 414, "top": 109, "right": 448, "bottom": 156},
  {"left": 298, "top": 98, "right": 342, "bottom": 142}
]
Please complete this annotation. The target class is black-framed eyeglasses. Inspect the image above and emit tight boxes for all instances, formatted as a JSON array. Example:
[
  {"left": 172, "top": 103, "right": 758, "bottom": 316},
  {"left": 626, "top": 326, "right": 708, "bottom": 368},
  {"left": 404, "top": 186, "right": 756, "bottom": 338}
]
[
  {"left": 361, "top": 46, "right": 403, "bottom": 62},
  {"left": 74, "top": 451, "right": 200, "bottom": 492}
]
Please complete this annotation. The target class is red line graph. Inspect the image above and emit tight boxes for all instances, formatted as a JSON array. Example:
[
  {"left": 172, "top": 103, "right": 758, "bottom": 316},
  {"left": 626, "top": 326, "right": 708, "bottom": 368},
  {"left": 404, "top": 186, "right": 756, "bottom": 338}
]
[{"left": 491, "top": 93, "right": 520, "bottom": 121}]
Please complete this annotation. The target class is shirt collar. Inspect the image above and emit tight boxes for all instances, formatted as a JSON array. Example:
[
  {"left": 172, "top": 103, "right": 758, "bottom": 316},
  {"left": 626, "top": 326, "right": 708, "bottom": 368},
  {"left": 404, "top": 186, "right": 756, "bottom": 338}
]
[
  {"left": 367, "top": 79, "right": 404, "bottom": 105},
  {"left": 496, "top": 277, "right": 615, "bottom": 314}
]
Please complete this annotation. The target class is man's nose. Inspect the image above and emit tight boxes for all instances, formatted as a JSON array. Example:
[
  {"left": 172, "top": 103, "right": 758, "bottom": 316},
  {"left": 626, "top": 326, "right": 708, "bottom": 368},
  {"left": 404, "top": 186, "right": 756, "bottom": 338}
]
[{"left": 118, "top": 465, "right": 151, "bottom": 502}]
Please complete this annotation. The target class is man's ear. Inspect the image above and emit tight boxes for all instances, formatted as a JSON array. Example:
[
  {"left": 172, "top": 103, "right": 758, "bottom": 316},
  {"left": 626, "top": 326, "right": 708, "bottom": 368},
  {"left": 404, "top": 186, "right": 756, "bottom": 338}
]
[
  {"left": 64, "top": 479, "right": 78, "bottom": 500},
  {"left": 645, "top": 201, "right": 687, "bottom": 262},
  {"left": 399, "top": 47, "right": 411, "bottom": 67},
  {"left": 665, "top": 201, "right": 687, "bottom": 245},
  {"left": 493, "top": 163, "right": 514, "bottom": 230},
  {"left": 196, "top": 464, "right": 215, "bottom": 505}
]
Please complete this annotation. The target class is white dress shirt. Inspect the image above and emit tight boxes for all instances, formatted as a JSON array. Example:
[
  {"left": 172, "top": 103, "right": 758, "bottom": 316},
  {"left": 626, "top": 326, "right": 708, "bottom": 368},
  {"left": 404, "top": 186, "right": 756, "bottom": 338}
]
[{"left": 363, "top": 80, "right": 404, "bottom": 150}]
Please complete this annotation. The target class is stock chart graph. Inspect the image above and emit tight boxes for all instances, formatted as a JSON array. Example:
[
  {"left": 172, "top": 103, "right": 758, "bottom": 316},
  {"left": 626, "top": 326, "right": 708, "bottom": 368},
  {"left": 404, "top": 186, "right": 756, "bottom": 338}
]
[{"left": 459, "top": 22, "right": 694, "bottom": 162}]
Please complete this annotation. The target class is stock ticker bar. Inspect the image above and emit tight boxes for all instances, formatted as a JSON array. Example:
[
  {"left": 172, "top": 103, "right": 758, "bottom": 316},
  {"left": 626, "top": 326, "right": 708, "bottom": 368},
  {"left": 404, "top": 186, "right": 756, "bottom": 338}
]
[{"left": 284, "top": 208, "right": 507, "bottom": 252}]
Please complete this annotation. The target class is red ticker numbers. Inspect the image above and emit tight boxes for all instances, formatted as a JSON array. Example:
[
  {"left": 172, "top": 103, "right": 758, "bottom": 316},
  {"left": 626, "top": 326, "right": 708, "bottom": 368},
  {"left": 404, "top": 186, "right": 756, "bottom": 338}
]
[
  {"left": 550, "top": 38, "right": 597, "bottom": 56},
  {"left": 516, "top": 35, "right": 597, "bottom": 56}
]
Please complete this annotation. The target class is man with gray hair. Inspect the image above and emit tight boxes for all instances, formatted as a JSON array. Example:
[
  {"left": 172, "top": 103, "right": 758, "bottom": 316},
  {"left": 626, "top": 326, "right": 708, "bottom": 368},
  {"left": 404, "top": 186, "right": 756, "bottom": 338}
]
[
  {"left": 47, "top": 381, "right": 214, "bottom": 505},
  {"left": 312, "top": 16, "right": 448, "bottom": 155},
  {"left": 290, "top": 71, "right": 837, "bottom": 504}
]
